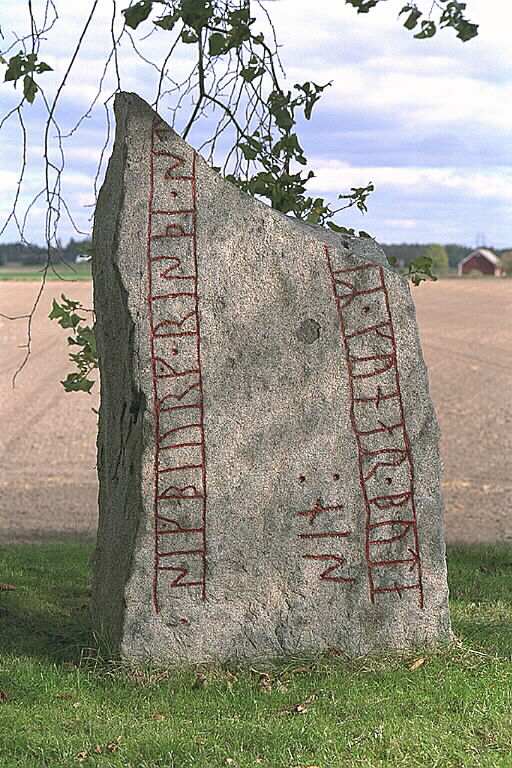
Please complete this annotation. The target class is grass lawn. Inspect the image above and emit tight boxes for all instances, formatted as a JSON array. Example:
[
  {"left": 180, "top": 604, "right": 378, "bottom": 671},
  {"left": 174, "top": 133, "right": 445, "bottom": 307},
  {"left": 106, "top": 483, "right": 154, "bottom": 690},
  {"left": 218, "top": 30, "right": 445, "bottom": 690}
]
[
  {"left": 0, "top": 541, "right": 511, "bottom": 768},
  {"left": 0, "top": 264, "right": 92, "bottom": 281}
]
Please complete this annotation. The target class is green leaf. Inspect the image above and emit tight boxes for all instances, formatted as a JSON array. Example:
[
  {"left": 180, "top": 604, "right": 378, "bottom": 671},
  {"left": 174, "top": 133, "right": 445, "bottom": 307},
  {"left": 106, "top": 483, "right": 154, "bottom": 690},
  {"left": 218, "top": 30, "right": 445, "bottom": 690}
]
[
  {"left": 239, "top": 143, "right": 258, "bottom": 161},
  {"left": 78, "top": 326, "right": 97, "bottom": 355},
  {"left": 122, "top": 0, "right": 153, "bottom": 29},
  {"left": 327, "top": 222, "right": 355, "bottom": 235},
  {"left": 59, "top": 312, "right": 82, "bottom": 329},
  {"left": 247, "top": 136, "right": 263, "bottom": 151},
  {"left": 4, "top": 53, "right": 23, "bottom": 82},
  {"left": 456, "top": 21, "right": 478, "bottom": 41},
  {"left": 154, "top": 12, "right": 179, "bottom": 30},
  {"left": 3, "top": 51, "right": 53, "bottom": 92},
  {"left": 294, "top": 81, "right": 331, "bottom": 120},
  {"left": 51, "top": 294, "right": 97, "bottom": 394},
  {"left": 403, "top": 254, "right": 438, "bottom": 284},
  {"left": 268, "top": 102, "right": 294, "bottom": 131},
  {"left": 239, "top": 64, "right": 264, "bottom": 83},
  {"left": 208, "top": 32, "right": 228, "bottom": 55},
  {"left": 403, "top": 9, "right": 422, "bottom": 30},
  {"left": 228, "top": 7, "right": 251, "bottom": 25},
  {"left": 62, "top": 373, "right": 94, "bottom": 393},
  {"left": 62, "top": 373, "right": 79, "bottom": 391},
  {"left": 60, "top": 294, "right": 80, "bottom": 310},
  {"left": 414, "top": 20, "right": 436, "bottom": 38},
  {"left": 181, "top": 28, "right": 199, "bottom": 43},
  {"left": 23, "top": 74, "right": 37, "bottom": 103},
  {"left": 36, "top": 61, "right": 53, "bottom": 73},
  {"left": 345, "top": 0, "right": 380, "bottom": 13},
  {"left": 180, "top": 0, "right": 214, "bottom": 31},
  {"left": 48, "top": 299, "right": 64, "bottom": 320},
  {"left": 271, "top": 133, "right": 304, "bottom": 160}
]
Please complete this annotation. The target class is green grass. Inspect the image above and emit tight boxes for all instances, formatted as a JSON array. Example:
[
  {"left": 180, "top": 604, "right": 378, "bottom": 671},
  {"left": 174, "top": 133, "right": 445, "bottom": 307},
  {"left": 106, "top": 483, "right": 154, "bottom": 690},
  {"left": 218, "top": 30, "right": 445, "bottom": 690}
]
[
  {"left": 0, "top": 263, "right": 92, "bottom": 281},
  {"left": 0, "top": 541, "right": 511, "bottom": 768}
]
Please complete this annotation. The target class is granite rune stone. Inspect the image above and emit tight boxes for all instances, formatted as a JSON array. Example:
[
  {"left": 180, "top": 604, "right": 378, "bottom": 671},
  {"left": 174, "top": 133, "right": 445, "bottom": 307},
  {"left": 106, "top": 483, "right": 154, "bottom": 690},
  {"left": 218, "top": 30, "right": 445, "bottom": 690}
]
[{"left": 91, "top": 92, "right": 452, "bottom": 663}]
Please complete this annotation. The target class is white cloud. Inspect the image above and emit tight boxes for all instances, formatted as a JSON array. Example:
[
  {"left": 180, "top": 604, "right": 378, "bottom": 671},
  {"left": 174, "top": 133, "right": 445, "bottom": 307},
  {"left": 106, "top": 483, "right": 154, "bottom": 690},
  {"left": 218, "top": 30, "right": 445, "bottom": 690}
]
[
  {"left": 382, "top": 218, "right": 418, "bottom": 230},
  {"left": 309, "top": 161, "right": 512, "bottom": 203},
  {"left": 0, "top": 0, "right": 511, "bottom": 247},
  {"left": 0, "top": 169, "right": 20, "bottom": 188}
]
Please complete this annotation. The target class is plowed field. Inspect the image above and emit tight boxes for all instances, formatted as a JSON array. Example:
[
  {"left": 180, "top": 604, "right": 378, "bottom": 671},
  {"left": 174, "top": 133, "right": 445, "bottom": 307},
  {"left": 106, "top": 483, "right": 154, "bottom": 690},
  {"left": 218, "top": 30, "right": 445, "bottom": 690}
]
[{"left": 0, "top": 279, "right": 510, "bottom": 544}]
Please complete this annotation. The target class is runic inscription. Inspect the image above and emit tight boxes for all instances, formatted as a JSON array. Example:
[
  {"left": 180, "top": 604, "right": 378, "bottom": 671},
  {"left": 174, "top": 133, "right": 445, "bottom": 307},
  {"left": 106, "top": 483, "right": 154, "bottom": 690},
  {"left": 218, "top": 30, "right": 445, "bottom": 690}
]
[
  {"left": 325, "top": 247, "right": 424, "bottom": 607},
  {"left": 296, "top": 498, "right": 355, "bottom": 585},
  {"left": 91, "top": 92, "right": 452, "bottom": 665},
  {"left": 146, "top": 118, "right": 207, "bottom": 612}
]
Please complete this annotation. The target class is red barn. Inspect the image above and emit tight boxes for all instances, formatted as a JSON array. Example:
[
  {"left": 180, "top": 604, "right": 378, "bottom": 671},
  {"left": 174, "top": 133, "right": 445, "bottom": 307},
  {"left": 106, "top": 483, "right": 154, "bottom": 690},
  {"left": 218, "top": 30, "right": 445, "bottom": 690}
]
[{"left": 458, "top": 248, "right": 502, "bottom": 276}]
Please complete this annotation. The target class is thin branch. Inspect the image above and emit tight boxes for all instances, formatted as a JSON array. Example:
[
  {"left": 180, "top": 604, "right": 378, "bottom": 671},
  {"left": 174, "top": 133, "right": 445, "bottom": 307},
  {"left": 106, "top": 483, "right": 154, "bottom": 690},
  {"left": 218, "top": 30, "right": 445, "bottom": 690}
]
[
  {"left": 153, "top": 26, "right": 184, "bottom": 109},
  {"left": 0, "top": 311, "right": 31, "bottom": 321},
  {"left": 2, "top": 0, "right": 340, "bottom": 388},
  {"left": 0, "top": 99, "right": 26, "bottom": 132},
  {"left": 43, "top": 0, "right": 101, "bottom": 194},
  {"left": 182, "top": 32, "right": 206, "bottom": 139},
  {"left": 10, "top": 0, "right": 100, "bottom": 386},
  {"left": 93, "top": 95, "right": 114, "bottom": 204},
  {"left": 111, "top": 0, "right": 121, "bottom": 90},
  {"left": 11, "top": 274, "right": 48, "bottom": 387},
  {"left": 0, "top": 1, "right": 58, "bottom": 57},
  {"left": 0, "top": 107, "right": 27, "bottom": 238}
]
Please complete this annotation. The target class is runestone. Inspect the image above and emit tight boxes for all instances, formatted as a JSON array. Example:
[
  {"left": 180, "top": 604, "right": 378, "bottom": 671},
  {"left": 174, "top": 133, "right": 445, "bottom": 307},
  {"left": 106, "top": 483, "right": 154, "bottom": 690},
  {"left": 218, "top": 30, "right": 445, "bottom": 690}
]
[{"left": 91, "top": 92, "right": 452, "bottom": 662}]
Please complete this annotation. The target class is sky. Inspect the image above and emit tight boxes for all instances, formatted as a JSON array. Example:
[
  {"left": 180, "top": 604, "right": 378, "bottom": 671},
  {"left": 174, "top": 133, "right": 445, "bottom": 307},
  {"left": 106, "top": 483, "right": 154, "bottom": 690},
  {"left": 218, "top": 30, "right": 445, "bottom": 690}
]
[{"left": 0, "top": 0, "right": 511, "bottom": 249}]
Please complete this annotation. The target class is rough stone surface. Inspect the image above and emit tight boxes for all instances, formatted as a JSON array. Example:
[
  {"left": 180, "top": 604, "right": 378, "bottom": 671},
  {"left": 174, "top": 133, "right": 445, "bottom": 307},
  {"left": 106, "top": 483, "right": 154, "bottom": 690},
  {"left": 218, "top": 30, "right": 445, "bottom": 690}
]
[{"left": 91, "top": 92, "right": 452, "bottom": 663}]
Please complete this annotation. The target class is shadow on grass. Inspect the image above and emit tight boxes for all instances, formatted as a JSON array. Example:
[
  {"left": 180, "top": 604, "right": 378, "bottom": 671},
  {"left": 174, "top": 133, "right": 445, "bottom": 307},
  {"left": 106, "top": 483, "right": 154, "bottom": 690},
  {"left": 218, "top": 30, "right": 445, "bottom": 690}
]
[
  {"left": 0, "top": 539, "right": 511, "bottom": 665},
  {"left": 447, "top": 542, "right": 512, "bottom": 657},
  {"left": 0, "top": 536, "right": 97, "bottom": 665}
]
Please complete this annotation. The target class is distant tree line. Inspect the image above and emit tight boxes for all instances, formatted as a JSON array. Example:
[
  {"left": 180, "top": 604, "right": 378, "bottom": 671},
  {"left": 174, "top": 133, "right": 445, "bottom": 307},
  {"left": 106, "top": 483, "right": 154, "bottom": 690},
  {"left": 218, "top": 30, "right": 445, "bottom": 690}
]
[
  {"left": 0, "top": 238, "right": 510, "bottom": 272},
  {"left": 382, "top": 243, "right": 511, "bottom": 271},
  {"left": 382, "top": 243, "right": 464, "bottom": 269},
  {"left": 0, "top": 239, "right": 91, "bottom": 266}
]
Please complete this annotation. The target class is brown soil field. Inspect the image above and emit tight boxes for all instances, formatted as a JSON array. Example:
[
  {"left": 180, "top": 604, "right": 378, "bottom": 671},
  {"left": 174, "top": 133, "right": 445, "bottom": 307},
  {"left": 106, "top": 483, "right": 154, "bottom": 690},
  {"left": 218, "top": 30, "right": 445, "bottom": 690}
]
[{"left": 0, "top": 278, "right": 510, "bottom": 544}]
